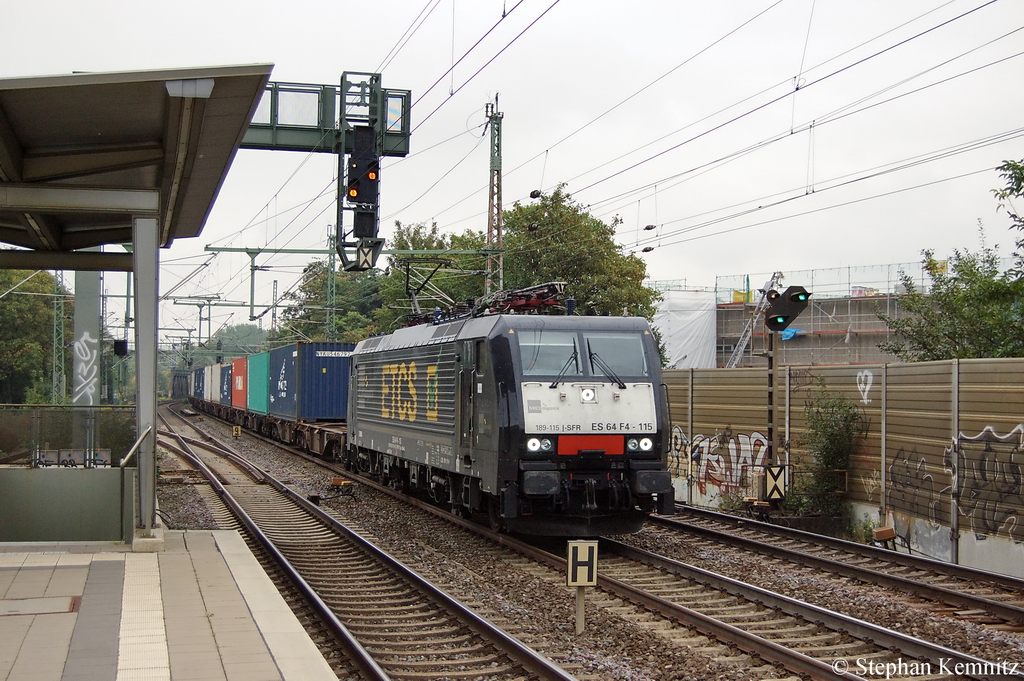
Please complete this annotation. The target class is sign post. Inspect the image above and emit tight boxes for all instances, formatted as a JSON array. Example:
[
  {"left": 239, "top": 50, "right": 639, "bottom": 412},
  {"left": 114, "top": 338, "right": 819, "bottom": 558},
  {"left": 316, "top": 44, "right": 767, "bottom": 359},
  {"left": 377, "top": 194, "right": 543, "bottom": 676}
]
[{"left": 566, "top": 540, "right": 598, "bottom": 635}]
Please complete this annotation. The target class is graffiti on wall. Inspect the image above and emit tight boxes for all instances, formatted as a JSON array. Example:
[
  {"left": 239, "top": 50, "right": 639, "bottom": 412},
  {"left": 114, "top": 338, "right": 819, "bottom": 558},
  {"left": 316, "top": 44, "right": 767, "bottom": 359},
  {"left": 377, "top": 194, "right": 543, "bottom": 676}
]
[
  {"left": 886, "top": 425, "right": 1024, "bottom": 543},
  {"left": 670, "top": 425, "right": 769, "bottom": 496},
  {"left": 859, "top": 469, "right": 881, "bottom": 503},
  {"left": 856, "top": 369, "right": 874, "bottom": 405},
  {"left": 73, "top": 331, "right": 100, "bottom": 405},
  {"left": 948, "top": 425, "right": 1024, "bottom": 543},
  {"left": 887, "top": 447, "right": 949, "bottom": 526}
]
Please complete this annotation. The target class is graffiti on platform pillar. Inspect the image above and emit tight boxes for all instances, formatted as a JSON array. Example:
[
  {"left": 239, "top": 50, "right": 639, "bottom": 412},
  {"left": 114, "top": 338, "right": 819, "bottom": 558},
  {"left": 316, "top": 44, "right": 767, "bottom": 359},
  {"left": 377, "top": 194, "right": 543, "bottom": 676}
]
[
  {"left": 73, "top": 331, "right": 100, "bottom": 405},
  {"left": 670, "top": 426, "right": 769, "bottom": 495},
  {"left": 856, "top": 369, "right": 874, "bottom": 405},
  {"left": 949, "top": 425, "right": 1024, "bottom": 543}
]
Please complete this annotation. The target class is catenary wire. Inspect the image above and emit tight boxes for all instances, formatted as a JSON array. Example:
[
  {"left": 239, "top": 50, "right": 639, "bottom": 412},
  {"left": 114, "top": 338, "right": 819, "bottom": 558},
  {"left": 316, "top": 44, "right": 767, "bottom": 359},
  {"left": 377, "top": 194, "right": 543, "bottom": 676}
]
[{"left": 412, "top": 0, "right": 966, "bottom": 227}]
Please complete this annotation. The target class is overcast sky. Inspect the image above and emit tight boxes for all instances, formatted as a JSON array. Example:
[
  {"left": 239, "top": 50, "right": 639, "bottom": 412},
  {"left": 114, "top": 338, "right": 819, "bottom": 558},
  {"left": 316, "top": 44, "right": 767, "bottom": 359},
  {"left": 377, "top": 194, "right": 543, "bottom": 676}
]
[{"left": 4, "top": 0, "right": 1023, "bottom": 341}]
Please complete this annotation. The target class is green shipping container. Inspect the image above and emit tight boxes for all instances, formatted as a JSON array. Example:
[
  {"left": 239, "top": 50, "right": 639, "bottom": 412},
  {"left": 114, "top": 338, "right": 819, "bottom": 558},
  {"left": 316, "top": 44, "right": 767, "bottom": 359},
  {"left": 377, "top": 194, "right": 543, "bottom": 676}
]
[{"left": 247, "top": 351, "right": 270, "bottom": 415}]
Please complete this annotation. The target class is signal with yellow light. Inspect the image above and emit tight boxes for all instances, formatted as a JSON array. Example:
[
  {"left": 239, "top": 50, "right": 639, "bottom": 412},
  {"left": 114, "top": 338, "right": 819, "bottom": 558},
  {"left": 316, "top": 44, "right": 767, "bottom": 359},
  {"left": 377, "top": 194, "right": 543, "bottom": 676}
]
[{"left": 347, "top": 158, "right": 379, "bottom": 205}]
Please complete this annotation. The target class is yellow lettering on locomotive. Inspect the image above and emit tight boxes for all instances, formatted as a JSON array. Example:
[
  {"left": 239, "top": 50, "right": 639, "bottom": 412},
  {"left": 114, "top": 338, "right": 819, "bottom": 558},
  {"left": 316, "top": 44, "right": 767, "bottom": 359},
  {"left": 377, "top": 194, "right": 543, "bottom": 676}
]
[
  {"left": 380, "top": 363, "right": 395, "bottom": 418},
  {"left": 396, "top": 362, "right": 417, "bottom": 421},
  {"left": 426, "top": 364, "right": 438, "bottom": 422},
  {"left": 408, "top": 361, "right": 418, "bottom": 421},
  {"left": 382, "top": 362, "right": 419, "bottom": 422}
]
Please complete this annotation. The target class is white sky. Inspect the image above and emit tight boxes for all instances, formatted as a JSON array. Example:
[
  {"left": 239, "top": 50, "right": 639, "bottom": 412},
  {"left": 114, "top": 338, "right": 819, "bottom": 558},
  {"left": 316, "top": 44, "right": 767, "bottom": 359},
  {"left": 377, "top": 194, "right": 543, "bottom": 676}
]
[{"left": 4, "top": 0, "right": 1024, "bottom": 342}]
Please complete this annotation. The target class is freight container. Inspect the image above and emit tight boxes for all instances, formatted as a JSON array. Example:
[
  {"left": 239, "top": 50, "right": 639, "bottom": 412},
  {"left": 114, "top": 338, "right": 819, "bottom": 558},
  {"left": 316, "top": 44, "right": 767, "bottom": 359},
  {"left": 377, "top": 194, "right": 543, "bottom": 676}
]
[
  {"left": 268, "top": 342, "right": 353, "bottom": 421},
  {"left": 247, "top": 352, "right": 270, "bottom": 415},
  {"left": 203, "top": 365, "right": 214, "bottom": 402},
  {"left": 219, "top": 363, "right": 232, "bottom": 405},
  {"left": 192, "top": 367, "right": 204, "bottom": 399},
  {"left": 231, "top": 356, "right": 247, "bottom": 410},
  {"left": 211, "top": 364, "right": 222, "bottom": 404}
]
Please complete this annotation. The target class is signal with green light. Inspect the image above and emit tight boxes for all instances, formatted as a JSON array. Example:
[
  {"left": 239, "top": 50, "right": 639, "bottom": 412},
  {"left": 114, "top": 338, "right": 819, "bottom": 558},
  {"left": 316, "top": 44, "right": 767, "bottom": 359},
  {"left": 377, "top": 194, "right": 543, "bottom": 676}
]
[{"left": 764, "top": 285, "right": 811, "bottom": 331}]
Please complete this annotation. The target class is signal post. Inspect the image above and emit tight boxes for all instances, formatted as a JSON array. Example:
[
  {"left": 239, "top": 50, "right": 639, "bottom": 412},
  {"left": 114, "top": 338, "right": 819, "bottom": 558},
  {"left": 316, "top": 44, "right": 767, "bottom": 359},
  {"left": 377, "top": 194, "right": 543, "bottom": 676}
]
[{"left": 760, "top": 286, "right": 811, "bottom": 496}]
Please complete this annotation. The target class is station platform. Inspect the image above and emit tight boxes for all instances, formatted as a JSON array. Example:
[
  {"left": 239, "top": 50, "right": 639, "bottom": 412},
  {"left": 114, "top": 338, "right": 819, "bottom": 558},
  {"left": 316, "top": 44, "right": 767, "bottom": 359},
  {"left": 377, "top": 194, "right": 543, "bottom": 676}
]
[{"left": 0, "top": 530, "right": 336, "bottom": 681}]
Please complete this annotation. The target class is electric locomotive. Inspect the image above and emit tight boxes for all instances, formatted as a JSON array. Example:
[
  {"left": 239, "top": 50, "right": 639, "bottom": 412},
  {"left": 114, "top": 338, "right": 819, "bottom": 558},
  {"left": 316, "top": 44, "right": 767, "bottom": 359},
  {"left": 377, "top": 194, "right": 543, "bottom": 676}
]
[{"left": 345, "top": 301, "right": 675, "bottom": 536}]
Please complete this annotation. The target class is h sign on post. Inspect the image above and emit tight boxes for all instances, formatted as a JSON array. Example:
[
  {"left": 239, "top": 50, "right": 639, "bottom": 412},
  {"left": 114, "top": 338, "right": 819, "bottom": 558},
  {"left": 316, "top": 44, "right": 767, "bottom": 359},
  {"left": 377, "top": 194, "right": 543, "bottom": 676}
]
[
  {"left": 567, "top": 541, "right": 598, "bottom": 586},
  {"left": 567, "top": 540, "right": 598, "bottom": 635}
]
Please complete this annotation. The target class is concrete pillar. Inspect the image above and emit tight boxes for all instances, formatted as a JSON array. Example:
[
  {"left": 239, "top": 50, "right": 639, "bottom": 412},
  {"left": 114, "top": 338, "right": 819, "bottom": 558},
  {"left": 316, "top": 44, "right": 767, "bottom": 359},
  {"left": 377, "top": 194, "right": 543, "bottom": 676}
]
[
  {"left": 72, "top": 264, "right": 102, "bottom": 462},
  {"left": 132, "top": 217, "right": 159, "bottom": 545}
]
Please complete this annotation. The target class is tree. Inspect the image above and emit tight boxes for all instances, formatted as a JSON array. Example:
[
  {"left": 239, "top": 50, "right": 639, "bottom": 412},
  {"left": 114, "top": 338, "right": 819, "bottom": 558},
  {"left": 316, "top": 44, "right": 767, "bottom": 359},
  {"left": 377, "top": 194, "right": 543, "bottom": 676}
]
[
  {"left": 784, "top": 382, "right": 861, "bottom": 518},
  {"left": 375, "top": 191, "right": 660, "bottom": 327},
  {"left": 276, "top": 260, "right": 382, "bottom": 343},
  {"left": 374, "top": 221, "right": 487, "bottom": 331},
  {"left": 0, "top": 269, "right": 68, "bottom": 403},
  {"left": 877, "top": 163, "right": 1024, "bottom": 362},
  {"left": 877, "top": 240, "right": 1024, "bottom": 361},
  {"left": 209, "top": 323, "right": 267, "bottom": 355},
  {"left": 503, "top": 187, "right": 659, "bottom": 318},
  {"left": 993, "top": 159, "right": 1024, "bottom": 274}
]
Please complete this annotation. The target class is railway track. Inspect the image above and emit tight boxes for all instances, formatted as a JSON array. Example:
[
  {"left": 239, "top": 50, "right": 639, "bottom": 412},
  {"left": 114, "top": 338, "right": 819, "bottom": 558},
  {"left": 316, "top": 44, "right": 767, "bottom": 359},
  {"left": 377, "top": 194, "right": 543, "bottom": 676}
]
[
  {"left": 656, "top": 505, "right": 1024, "bottom": 630},
  {"left": 352, "top": 489, "right": 1022, "bottom": 680},
  {"left": 407, "top": 509, "right": 1015, "bottom": 680},
  {"left": 159, "top": 406, "right": 575, "bottom": 681},
  {"left": 168, "top": 403, "right": 1024, "bottom": 679}
]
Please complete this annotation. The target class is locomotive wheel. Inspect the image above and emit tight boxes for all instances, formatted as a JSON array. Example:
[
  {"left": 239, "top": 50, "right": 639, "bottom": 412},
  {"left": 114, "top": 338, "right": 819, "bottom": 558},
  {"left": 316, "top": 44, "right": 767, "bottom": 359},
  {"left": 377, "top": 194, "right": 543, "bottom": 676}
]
[{"left": 487, "top": 496, "right": 506, "bottom": 533}]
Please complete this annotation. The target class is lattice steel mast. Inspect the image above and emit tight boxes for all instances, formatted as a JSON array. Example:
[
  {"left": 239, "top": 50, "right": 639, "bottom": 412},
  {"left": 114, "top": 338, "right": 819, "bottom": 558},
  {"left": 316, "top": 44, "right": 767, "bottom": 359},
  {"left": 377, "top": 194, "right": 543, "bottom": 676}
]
[{"left": 485, "top": 98, "right": 504, "bottom": 295}]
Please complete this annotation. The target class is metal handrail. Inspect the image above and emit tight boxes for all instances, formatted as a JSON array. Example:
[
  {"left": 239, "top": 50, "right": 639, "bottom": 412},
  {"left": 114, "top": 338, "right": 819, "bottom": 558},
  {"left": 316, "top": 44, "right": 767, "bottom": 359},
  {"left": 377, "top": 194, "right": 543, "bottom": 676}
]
[{"left": 119, "top": 425, "right": 153, "bottom": 468}]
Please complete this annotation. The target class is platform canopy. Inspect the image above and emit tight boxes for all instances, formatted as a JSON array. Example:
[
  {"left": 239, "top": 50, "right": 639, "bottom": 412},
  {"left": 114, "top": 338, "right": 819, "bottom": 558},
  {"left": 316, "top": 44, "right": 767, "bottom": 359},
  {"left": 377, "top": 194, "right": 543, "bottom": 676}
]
[{"left": 0, "top": 64, "right": 273, "bottom": 269}]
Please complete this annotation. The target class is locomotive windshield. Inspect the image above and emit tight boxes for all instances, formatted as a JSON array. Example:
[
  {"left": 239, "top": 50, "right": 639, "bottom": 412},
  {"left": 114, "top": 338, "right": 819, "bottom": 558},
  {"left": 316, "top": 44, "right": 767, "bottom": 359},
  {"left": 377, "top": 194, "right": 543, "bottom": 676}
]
[
  {"left": 518, "top": 329, "right": 650, "bottom": 378},
  {"left": 587, "top": 332, "right": 648, "bottom": 377},
  {"left": 519, "top": 330, "right": 578, "bottom": 375}
]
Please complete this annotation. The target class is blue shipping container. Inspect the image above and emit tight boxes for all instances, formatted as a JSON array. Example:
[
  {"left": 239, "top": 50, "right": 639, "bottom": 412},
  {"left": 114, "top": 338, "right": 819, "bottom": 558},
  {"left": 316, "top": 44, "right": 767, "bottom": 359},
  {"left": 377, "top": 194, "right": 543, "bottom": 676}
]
[
  {"left": 219, "top": 363, "right": 232, "bottom": 405},
  {"left": 192, "top": 367, "right": 205, "bottom": 399},
  {"left": 268, "top": 342, "right": 353, "bottom": 421}
]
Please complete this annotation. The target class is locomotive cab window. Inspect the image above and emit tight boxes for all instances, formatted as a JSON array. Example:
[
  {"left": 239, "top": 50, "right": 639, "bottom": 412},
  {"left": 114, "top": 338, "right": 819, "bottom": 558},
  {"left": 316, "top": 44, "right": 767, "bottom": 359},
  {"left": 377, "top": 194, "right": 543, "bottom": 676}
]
[
  {"left": 519, "top": 330, "right": 579, "bottom": 376},
  {"left": 585, "top": 332, "right": 649, "bottom": 377}
]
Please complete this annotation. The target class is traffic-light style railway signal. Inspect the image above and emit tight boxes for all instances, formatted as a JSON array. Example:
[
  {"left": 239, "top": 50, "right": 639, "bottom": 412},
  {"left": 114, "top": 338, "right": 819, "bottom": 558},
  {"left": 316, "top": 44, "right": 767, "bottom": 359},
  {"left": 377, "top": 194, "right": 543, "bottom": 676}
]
[
  {"left": 241, "top": 72, "right": 412, "bottom": 271},
  {"left": 764, "top": 285, "right": 811, "bottom": 331}
]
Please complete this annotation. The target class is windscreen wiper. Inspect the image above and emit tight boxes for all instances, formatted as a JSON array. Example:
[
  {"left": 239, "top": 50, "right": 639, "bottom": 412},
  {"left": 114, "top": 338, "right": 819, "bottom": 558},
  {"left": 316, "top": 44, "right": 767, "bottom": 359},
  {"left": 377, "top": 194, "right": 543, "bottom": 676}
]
[
  {"left": 590, "top": 351, "right": 626, "bottom": 389},
  {"left": 549, "top": 347, "right": 579, "bottom": 388}
]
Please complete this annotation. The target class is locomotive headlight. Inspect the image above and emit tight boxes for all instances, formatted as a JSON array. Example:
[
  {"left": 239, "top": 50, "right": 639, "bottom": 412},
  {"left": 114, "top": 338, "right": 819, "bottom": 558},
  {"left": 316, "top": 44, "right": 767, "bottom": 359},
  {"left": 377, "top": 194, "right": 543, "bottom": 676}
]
[
  {"left": 527, "top": 437, "right": 554, "bottom": 453},
  {"left": 580, "top": 387, "right": 597, "bottom": 403},
  {"left": 639, "top": 437, "right": 654, "bottom": 451},
  {"left": 626, "top": 438, "right": 639, "bottom": 451}
]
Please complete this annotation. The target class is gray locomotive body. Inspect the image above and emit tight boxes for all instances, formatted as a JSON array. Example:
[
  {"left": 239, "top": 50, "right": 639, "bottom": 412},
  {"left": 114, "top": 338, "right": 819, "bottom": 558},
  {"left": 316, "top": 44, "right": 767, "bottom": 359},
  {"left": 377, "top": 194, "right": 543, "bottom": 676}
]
[{"left": 346, "top": 314, "right": 674, "bottom": 536}]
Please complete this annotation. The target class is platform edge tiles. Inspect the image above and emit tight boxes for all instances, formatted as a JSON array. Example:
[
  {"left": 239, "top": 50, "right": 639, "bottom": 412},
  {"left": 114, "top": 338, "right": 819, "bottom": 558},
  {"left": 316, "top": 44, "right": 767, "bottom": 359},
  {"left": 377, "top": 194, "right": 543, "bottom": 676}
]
[
  {"left": 0, "top": 530, "right": 336, "bottom": 681},
  {"left": 210, "top": 530, "right": 337, "bottom": 681}
]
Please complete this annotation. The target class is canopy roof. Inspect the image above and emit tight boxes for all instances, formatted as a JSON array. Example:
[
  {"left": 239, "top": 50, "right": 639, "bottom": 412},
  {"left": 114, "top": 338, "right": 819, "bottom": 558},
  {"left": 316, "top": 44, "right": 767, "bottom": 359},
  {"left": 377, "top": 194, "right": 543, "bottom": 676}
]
[{"left": 0, "top": 64, "right": 272, "bottom": 253}]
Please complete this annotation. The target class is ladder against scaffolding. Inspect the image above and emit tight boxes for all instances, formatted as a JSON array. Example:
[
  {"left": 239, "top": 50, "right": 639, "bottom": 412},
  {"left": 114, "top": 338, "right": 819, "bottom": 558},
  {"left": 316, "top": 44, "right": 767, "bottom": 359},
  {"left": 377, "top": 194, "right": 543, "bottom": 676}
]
[{"left": 726, "top": 272, "right": 783, "bottom": 368}]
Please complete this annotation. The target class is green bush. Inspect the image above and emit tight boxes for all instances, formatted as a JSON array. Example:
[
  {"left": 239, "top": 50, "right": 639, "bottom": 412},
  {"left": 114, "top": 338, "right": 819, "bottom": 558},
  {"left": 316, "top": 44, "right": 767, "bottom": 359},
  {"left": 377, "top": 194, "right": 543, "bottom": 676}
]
[{"left": 783, "top": 381, "right": 860, "bottom": 517}]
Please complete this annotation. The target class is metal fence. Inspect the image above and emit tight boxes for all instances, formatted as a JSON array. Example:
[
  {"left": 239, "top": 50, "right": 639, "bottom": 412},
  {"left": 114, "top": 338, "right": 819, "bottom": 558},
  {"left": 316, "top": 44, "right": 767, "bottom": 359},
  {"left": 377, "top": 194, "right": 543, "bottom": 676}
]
[{"left": 0, "top": 405, "right": 136, "bottom": 468}]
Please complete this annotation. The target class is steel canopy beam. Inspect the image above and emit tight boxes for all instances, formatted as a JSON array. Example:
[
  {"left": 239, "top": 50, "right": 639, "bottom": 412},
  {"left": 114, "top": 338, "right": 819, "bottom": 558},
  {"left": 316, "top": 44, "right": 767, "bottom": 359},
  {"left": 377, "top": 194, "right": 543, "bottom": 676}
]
[
  {"left": 0, "top": 250, "right": 134, "bottom": 271},
  {"left": 0, "top": 184, "right": 159, "bottom": 214}
]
